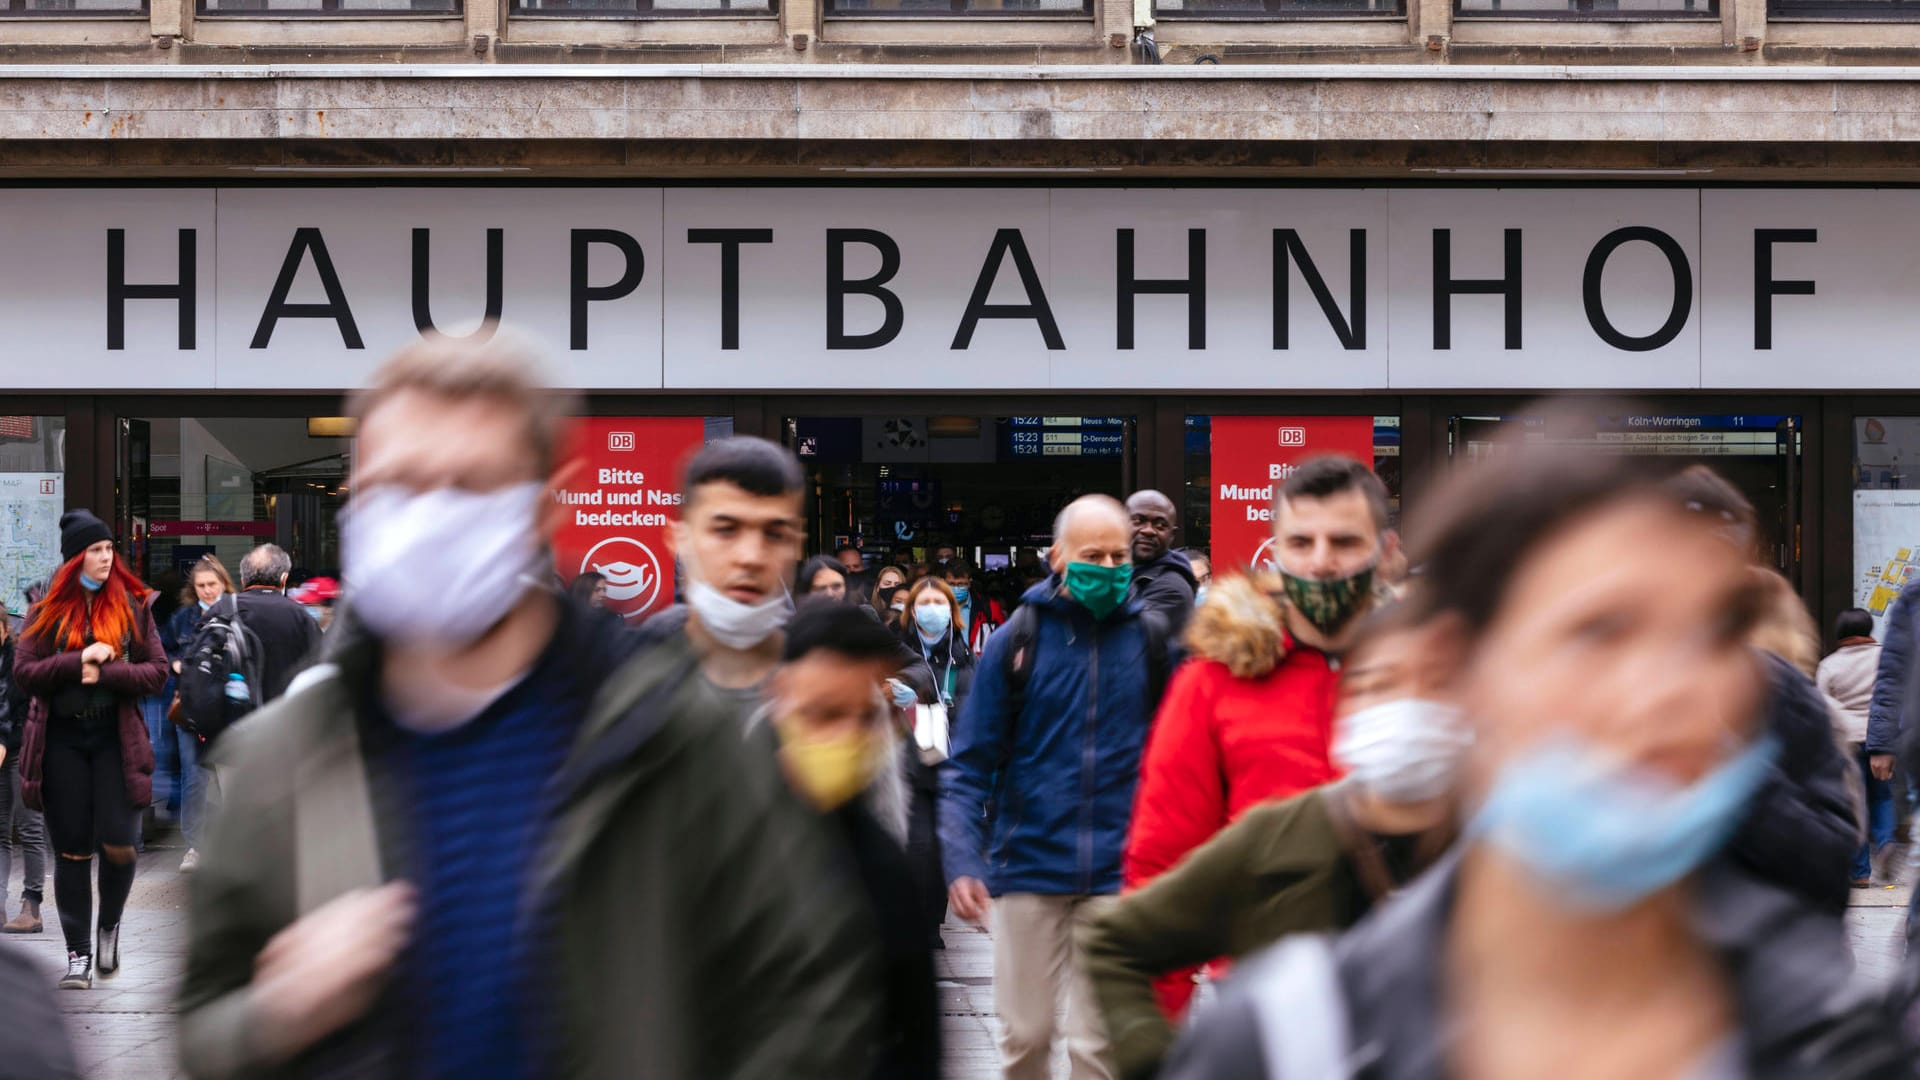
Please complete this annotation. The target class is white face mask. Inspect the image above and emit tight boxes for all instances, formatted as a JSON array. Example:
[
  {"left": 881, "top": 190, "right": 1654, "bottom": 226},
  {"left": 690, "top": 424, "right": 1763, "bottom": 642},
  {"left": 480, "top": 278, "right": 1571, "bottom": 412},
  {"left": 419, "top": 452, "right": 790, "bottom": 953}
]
[
  {"left": 1332, "top": 698, "right": 1473, "bottom": 805},
  {"left": 682, "top": 550, "right": 791, "bottom": 650},
  {"left": 344, "top": 482, "right": 545, "bottom": 648}
]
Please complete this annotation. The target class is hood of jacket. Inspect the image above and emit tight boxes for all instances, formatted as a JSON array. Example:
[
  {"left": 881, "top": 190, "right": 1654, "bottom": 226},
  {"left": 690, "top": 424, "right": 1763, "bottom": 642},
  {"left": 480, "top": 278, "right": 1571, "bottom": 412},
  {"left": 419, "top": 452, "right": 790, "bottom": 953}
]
[
  {"left": 1331, "top": 850, "right": 1904, "bottom": 1080},
  {"left": 1134, "top": 549, "right": 1198, "bottom": 591},
  {"left": 1184, "top": 573, "right": 1289, "bottom": 680}
]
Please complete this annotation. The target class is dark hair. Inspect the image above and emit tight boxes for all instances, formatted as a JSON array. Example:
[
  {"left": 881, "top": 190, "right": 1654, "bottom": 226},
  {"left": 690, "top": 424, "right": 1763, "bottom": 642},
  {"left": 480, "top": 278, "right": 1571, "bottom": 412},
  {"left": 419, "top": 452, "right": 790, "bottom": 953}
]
[
  {"left": 1405, "top": 440, "right": 1675, "bottom": 636},
  {"left": 1277, "top": 456, "right": 1390, "bottom": 532},
  {"left": 835, "top": 544, "right": 861, "bottom": 558},
  {"left": 784, "top": 597, "right": 909, "bottom": 665},
  {"left": 874, "top": 583, "right": 906, "bottom": 614},
  {"left": 795, "top": 556, "right": 848, "bottom": 598},
  {"left": 1836, "top": 608, "right": 1875, "bottom": 641},
  {"left": 569, "top": 571, "right": 604, "bottom": 603},
  {"left": 941, "top": 559, "right": 977, "bottom": 580},
  {"left": 681, "top": 437, "right": 804, "bottom": 506},
  {"left": 1662, "top": 465, "right": 1759, "bottom": 558}
]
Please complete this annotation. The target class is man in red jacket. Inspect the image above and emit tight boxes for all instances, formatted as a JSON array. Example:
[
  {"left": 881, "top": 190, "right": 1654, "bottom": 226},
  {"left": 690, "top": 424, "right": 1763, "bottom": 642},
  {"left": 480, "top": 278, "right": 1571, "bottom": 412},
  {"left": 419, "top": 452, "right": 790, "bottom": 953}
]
[{"left": 1122, "top": 456, "right": 1396, "bottom": 1019}]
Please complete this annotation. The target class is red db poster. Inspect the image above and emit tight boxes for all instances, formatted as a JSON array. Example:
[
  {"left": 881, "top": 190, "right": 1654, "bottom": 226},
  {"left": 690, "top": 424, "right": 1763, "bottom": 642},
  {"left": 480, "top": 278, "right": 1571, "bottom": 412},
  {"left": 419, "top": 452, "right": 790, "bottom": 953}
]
[
  {"left": 551, "top": 417, "right": 707, "bottom": 623},
  {"left": 1209, "top": 416, "right": 1376, "bottom": 575}
]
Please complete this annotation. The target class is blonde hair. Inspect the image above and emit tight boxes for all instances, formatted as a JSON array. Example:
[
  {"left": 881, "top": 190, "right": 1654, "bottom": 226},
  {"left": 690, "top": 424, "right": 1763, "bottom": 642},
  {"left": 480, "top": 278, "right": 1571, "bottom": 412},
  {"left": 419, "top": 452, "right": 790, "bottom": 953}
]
[
  {"left": 350, "top": 327, "right": 578, "bottom": 474},
  {"left": 1184, "top": 573, "right": 1287, "bottom": 680},
  {"left": 177, "top": 555, "right": 236, "bottom": 609},
  {"left": 1749, "top": 567, "right": 1819, "bottom": 678}
]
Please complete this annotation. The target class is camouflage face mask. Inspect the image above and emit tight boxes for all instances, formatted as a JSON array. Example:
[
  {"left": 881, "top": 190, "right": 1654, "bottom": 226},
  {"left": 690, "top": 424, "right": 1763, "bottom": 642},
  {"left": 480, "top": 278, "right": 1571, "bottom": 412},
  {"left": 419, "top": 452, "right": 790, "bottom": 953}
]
[{"left": 1277, "top": 564, "right": 1377, "bottom": 636}]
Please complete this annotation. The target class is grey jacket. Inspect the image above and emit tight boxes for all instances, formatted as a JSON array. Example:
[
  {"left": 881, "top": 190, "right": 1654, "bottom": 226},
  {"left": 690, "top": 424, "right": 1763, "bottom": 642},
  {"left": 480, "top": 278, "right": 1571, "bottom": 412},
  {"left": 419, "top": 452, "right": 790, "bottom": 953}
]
[
  {"left": 1163, "top": 853, "right": 1910, "bottom": 1080},
  {"left": 1868, "top": 579, "right": 1920, "bottom": 755}
]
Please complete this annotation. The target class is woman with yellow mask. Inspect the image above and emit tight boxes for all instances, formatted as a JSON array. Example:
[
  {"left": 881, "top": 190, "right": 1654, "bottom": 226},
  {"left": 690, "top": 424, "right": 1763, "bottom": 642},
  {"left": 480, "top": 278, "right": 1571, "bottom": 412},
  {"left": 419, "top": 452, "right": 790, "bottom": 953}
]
[{"left": 761, "top": 599, "right": 940, "bottom": 1080}]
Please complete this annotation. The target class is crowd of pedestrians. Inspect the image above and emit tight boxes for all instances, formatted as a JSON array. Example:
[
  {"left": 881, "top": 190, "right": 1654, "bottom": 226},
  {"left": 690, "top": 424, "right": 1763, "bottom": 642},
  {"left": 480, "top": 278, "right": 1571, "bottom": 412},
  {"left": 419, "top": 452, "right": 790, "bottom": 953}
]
[{"left": 11, "top": 333, "right": 1920, "bottom": 1079}]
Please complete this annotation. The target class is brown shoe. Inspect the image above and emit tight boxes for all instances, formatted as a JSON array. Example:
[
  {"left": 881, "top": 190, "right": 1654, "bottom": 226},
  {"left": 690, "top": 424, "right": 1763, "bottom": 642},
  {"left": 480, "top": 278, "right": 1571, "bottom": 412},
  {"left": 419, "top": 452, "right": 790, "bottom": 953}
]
[{"left": 3, "top": 899, "right": 43, "bottom": 934}]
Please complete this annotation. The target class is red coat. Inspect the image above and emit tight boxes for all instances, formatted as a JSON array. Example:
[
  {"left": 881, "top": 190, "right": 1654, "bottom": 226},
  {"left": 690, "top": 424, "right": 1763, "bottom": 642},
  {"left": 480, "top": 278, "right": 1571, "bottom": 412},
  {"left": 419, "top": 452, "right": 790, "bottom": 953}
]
[
  {"left": 1121, "top": 582, "right": 1341, "bottom": 1016},
  {"left": 12, "top": 604, "right": 164, "bottom": 813}
]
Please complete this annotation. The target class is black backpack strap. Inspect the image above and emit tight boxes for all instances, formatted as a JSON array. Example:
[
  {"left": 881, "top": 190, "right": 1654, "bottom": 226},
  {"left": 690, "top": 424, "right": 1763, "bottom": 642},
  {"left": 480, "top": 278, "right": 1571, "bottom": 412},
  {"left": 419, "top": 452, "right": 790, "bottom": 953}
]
[{"left": 999, "top": 604, "right": 1040, "bottom": 724}]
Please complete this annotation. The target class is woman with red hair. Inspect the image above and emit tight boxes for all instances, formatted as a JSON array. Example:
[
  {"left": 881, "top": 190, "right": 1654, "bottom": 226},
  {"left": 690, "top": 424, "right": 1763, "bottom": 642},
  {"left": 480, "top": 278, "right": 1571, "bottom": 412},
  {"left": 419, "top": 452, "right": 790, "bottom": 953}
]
[{"left": 11, "top": 510, "right": 165, "bottom": 991}]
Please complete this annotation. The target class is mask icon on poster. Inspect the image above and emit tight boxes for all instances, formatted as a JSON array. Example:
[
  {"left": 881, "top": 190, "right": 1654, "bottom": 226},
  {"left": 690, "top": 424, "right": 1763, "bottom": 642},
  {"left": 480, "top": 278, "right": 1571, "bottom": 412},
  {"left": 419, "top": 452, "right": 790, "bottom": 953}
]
[{"left": 580, "top": 536, "right": 664, "bottom": 622}]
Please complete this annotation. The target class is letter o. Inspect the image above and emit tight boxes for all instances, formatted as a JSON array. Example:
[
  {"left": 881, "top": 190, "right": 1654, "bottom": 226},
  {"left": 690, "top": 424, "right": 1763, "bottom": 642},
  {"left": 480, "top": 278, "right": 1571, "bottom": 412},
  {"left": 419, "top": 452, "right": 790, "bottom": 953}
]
[{"left": 1582, "top": 226, "right": 1693, "bottom": 353}]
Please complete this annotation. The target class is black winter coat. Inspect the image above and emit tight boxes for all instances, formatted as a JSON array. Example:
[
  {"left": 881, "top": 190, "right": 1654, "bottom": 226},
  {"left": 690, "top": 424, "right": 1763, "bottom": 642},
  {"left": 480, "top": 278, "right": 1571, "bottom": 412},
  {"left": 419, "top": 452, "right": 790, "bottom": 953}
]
[
  {"left": 1727, "top": 654, "right": 1863, "bottom": 916},
  {"left": 1130, "top": 550, "right": 1198, "bottom": 643},
  {"left": 226, "top": 588, "right": 322, "bottom": 704}
]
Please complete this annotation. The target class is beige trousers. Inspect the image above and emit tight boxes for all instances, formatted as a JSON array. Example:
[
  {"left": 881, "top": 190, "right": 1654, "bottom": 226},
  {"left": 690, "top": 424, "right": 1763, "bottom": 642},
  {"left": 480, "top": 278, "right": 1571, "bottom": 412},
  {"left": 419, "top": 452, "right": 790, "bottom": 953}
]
[{"left": 991, "top": 893, "right": 1118, "bottom": 1080}]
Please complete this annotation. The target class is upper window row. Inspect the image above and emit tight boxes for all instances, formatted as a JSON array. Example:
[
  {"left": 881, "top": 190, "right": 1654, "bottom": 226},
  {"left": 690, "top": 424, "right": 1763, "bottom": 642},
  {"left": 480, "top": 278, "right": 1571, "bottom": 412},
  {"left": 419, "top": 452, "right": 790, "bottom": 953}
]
[{"left": 0, "top": 0, "right": 1899, "bottom": 18}]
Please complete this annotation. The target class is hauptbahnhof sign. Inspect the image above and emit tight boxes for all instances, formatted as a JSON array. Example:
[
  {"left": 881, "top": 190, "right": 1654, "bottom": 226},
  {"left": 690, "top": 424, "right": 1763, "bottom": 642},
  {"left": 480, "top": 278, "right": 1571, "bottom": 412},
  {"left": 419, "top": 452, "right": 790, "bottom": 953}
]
[{"left": 4, "top": 186, "right": 1908, "bottom": 391}]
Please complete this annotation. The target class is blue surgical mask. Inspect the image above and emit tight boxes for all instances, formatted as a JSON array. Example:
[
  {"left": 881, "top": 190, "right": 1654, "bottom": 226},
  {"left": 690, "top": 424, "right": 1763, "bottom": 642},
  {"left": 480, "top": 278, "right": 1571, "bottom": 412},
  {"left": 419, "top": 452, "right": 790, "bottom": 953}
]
[
  {"left": 915, "top": 603, "right": 953, "bottom": 639},
  {"left": 951, "top": 586, "right": 970, "bottom": 606},
  {"left": 1194, "top": 585, "right": 1209, "bottom": 607},
  {"left": 78, "top": 573, "right": 104, "bottom": 593},
  {"left": 197, "top": 600, "right": 212, "bottom": 612},
  {"left": 1470, "top": 735, "right": 1778, "bottom": 914}
]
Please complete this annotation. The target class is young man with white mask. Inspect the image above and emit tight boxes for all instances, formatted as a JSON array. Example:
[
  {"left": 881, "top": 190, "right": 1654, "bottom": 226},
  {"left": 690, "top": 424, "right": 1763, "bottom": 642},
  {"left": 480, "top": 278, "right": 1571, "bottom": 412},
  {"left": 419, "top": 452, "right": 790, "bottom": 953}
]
[
  {"left": 636, "top": 437, "right": 806, "bottom": 710},
  {"left": 178, "top": 336, "right": 878, "bottom": 1080},
  {"left": 1120, "top": 455, "right": 1397, "bottom": 1019}
]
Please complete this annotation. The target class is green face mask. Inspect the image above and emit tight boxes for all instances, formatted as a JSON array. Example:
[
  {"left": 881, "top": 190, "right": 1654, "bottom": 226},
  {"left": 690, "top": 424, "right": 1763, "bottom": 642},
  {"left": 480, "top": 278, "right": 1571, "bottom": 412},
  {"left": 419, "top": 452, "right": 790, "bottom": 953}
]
[
  {"left": 1065, "top": 561, "right": 1133, "bottom": 621},
  {"left": 1278, "top": 565, "right": 1375, "bottom": 637}
]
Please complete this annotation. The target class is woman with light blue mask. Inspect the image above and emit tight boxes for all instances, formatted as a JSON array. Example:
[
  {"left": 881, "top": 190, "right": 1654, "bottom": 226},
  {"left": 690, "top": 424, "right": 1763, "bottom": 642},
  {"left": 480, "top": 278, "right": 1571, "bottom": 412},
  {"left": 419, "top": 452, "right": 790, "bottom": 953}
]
[
  {"left": 889, "top": 576, "right": 975, "bottom": 953},
  {"left": 1165, "top": 441, "right": 1912, "bottom": 1080}
]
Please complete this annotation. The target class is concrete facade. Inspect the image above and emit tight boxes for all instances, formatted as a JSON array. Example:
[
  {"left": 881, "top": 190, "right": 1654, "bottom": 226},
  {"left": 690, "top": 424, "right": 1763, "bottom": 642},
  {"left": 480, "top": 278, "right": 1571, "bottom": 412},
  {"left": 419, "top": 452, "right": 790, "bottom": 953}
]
[{"left": 4, "top": 64, "right": 1920, "bottom": 178}]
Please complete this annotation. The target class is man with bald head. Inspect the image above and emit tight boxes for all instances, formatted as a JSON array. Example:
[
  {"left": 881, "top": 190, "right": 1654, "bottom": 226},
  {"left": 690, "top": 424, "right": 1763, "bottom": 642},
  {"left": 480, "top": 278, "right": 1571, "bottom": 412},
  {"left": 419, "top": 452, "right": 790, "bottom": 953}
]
[
  {"left": 1124, "top": 490, "right": 1198, "bottom": 639},
  {"left": 940, "top": 495, "right": 1168, "bottom": 1080}
]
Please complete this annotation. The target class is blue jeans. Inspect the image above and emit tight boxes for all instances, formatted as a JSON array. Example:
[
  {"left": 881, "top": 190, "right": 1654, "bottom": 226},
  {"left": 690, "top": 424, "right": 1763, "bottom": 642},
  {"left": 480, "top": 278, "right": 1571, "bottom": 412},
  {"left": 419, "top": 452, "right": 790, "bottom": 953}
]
[
  {"left": 141, "top": 683, "right": 205, "bottom": 851},
  {"left": 1855, "top": 746, "right": 1896, "bottom": 881}
]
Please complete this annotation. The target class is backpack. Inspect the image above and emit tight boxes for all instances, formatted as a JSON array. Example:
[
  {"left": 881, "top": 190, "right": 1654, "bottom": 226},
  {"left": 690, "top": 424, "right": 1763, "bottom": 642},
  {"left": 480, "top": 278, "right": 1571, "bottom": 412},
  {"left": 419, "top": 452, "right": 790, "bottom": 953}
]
[
  {"left": 176, "top": 594, "right": 264, "bottom": 745},
  {"left": 1000, "top": 601, "right": 1172, "bottom": 721}
]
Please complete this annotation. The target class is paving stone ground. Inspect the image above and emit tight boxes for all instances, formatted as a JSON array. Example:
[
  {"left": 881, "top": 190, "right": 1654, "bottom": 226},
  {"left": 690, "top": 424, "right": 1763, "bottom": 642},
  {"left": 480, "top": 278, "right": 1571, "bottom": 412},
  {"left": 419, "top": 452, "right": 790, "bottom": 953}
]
[{"left": 21, "top": 835, "right": 1915, "bottom": 1079}]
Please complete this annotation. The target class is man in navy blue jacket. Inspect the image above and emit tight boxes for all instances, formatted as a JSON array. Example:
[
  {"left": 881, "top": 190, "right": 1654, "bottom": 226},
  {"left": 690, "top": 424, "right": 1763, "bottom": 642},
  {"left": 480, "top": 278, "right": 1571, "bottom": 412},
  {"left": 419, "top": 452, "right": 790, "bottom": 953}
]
[
  {"left": 940, "top": 494, "right": 1162, "bottom": 1080},
  {"left": 1867, "top": 579, "right": 1920, "bottom": 787}
]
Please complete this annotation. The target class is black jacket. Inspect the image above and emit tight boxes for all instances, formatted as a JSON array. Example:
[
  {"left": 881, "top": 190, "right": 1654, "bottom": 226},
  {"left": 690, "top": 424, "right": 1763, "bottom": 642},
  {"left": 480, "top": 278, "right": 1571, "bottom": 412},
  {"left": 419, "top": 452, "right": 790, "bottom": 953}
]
[
  {"left": 230, "top": 587, "right": 323, "bottom": 704},
  {"left": 1727, "top": 654, "right": 1862, "bottom": 916},
  {"left": 0, "top": 638, "right": 25, "bottom": 757},
  {"left": 833, "top": 801, "right": 940, "bottom": 1080},
  {"left": 1130, "top": 551, "right": 1198, "bottom": 643},
  {"left": 1164, "top": 852, "right": 1911, "bottom": 1080}
]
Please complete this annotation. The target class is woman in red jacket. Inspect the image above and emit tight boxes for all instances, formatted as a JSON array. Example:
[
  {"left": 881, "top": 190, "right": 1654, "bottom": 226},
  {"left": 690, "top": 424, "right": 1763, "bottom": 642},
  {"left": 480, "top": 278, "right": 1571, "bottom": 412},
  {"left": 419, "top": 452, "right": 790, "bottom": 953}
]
[
  {"left": 1121, "top": 572, "right": 1350, "bottom": 1017},
  {"left": 11, "top": 510, "right": 165, "bottom": 991}
]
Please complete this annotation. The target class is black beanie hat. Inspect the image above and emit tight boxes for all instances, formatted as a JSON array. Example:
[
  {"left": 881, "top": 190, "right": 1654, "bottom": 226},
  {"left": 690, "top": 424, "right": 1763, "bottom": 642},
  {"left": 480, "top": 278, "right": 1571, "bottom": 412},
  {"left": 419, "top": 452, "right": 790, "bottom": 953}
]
[{"left": 59, "top": 509, "right": 113, "bottom": 564}]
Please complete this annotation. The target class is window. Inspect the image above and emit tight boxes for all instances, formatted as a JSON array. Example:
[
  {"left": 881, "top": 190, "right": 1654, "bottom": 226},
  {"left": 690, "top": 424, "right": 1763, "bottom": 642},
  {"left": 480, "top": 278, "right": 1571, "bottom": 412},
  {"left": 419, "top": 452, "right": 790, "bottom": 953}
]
[
  {"left": 827, "top": 0, "right": 1087, "bottom": 17},
  {"left": 514, "top": 0, "right": 769, "bottom": 14},
  {"left": 197, "top": 0, "right": 454, "bottom": 16},
  {"left": 1772, "top": 0, "right": 1918, "bottom": 16},
  {"left": 1455, "top": 0, "right": 1712, "bottom": 16},
  {"left": 0, "top": 0, "right": 146, "bottom": 15},
  {"left": 0, "top": 415, "right": 66, "bottom": 616},
  {"left": 1155, "top": 0, "right": 1400, "bottom": 18},
  {"left": 1854, "top": 416, "right": 1920, "bottom": 637}
]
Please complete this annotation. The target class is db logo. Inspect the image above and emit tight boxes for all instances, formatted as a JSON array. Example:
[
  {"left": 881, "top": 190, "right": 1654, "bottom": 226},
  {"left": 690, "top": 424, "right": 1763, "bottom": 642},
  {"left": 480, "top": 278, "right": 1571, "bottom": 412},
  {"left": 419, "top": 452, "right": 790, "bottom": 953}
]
[
  {"left": 608, "top": 431, "right": 636, "bottom": 452},
  {"left": 581, "top": 537, "right": 664, "bottom": 622},
  {"left": 1252, "top": 536, "right": 1283, "bottom": 575},
  {"left": 1277, "top": 427, "right": 1307, "bottom": 447},
  {"left": 38, "top": 480, "right": 56, "bottom": 495}
]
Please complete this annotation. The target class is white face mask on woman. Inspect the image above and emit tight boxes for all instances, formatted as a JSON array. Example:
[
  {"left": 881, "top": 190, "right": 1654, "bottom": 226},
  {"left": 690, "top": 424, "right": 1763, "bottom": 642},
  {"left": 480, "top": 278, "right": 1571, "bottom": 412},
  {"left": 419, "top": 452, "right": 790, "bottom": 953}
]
[{"left": 343, "top": 482, "right": 545, "bottom": 648}]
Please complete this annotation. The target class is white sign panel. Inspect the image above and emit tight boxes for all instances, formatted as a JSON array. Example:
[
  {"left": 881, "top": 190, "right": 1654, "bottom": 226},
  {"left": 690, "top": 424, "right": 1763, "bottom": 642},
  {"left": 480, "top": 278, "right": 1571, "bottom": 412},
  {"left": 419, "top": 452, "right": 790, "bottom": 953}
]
[
  {"left": 7, "top": 186, "right": 1920, "bottom": 392},
  {"left": 0, "top": 473, "right": 64, "bottom": 616},
  {"left": 1854, "top": 489, "right": 1920, "bottom": 638}
]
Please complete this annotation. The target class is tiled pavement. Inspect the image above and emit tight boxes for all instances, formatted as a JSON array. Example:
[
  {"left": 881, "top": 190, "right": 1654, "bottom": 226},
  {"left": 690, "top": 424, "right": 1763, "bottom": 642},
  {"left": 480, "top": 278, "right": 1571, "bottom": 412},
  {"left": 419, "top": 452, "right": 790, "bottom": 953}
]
[{"left": 15, "top": 838, "right": 1915, "bottom": 1079}]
